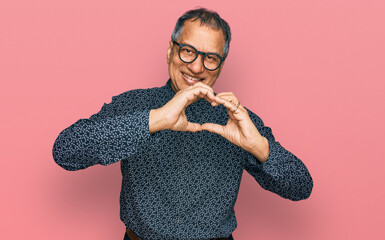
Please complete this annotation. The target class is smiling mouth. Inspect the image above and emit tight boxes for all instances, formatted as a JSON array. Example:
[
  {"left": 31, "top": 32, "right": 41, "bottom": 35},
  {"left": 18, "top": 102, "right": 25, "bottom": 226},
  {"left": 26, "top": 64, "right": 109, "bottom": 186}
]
[{"left": 182, "top": 72, "right": 203, "bottom": 82}]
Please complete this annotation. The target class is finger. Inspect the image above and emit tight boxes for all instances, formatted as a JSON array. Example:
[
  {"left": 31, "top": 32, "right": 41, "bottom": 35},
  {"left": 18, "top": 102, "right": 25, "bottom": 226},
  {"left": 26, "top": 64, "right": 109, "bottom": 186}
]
[
  {"left": 201, "top": 123, "right": 225, "bottom": 136},
  {"left": 191, "top": 82, "right": 219, "bottom": 103},
  {"left": 192, "top": 81, "right": 214, "bottom": 92},
  {"left": 203, "top": 95, "right": 217, "bottom": 105},
  {"left": 215, "top": 97, "right": 245, "bottom": 119},
  {"left": 215, "top": 92, "right": 238, "bottom": 101},
  {"left": 191, "top": 82, "right": 215, "bottom": 96},
  {"left": 194, "top": 86, "right": 215, "bottom": 99},
  {"left": 213, "top": 92, "right": 240, "bottom": 106},
  {"left": 214, "top": 96, "right": 237, "bottom": 111},
  {"left": 210, "top": 96, "right": 229, "bottom": 108},
  {"left": 185, "top": 86, "right": 217, "bottom": 105},
  {"left": 211, "top": 97, "right": 235, "bottom": 106},
  {"left": 215, "top": 92, "right": 235, "bottom": 98},
  {"left": 196, "top": 86, "right": 217, "bottom": 103},
  {"left": 216, "top": 93, "right": 239, "bottom": 103},
  {"left": 185, "top": 87, "right": 215, "bottom": 102},
  {"left": 197, "top": 89, "right": 215, "bottom": 101},
  {"left": 211, "top": 101, "right": 220, "bottom": 106}
]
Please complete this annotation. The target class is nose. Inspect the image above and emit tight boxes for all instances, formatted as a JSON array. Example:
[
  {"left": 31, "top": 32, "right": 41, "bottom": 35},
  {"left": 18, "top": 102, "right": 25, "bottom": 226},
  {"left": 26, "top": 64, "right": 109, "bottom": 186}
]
[{"left": 187, "top": 54, "right": 204, "bottom": 74}]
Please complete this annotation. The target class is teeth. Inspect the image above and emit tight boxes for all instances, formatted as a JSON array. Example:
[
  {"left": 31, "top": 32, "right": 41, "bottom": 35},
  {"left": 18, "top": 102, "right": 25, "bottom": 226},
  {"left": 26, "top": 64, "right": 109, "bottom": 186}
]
[{"left": 183, "top": 73, "right": 200, "bottom": 81}]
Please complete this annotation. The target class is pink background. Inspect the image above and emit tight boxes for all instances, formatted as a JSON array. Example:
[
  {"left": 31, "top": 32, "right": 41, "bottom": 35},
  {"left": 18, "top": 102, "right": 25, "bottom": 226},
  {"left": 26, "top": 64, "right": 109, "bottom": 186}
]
[{"left": 1, "top": 0, "right": 384, "bottom": 239}]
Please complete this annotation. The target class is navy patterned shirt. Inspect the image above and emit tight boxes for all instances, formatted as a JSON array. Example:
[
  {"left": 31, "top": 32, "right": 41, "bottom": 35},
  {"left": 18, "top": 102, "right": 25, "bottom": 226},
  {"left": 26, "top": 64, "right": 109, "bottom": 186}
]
[{"left": 52, "top": 80, "right": 313, "bottom": 240}]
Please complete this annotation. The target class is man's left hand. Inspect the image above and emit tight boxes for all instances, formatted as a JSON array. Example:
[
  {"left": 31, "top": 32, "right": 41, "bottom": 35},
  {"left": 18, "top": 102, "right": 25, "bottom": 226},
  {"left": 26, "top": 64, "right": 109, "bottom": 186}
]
[{"left": 202, "top": 92, "right": 270, "bottom": 163}]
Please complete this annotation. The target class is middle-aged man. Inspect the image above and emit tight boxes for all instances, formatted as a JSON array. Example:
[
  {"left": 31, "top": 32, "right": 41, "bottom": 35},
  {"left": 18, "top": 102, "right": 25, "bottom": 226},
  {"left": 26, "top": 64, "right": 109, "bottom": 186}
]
[{"left": 53, "top": 8, "right": 313, "bottom": 240}]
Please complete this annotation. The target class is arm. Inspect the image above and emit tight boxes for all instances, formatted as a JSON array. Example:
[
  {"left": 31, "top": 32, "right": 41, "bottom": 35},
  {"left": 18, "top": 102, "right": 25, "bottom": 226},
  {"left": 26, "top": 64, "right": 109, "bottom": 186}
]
[
  {"left": 201, "top": 91, "right": 313, "bottom": 201},
  {"left": 244, "top": 110, "right": 313, "bottom": 201},
  {"left": 52, "top": 91, "right": 152, "bottom": 171},
  {"left": 53, "top": 82, "right": 218, "bottom": 171}
]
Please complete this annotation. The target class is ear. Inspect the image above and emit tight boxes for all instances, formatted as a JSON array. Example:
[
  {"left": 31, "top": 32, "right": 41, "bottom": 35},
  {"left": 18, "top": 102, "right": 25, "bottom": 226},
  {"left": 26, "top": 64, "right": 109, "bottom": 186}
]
[{"left": 167, "top": 40, "right": 173, "bottom": 64}]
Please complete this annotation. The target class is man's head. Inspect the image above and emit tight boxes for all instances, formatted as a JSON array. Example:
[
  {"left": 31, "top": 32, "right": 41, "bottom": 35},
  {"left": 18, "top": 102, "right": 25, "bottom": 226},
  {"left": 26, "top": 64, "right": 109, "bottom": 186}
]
[{"left": 167, "top": 8, "right": 231, "bottom": 92}]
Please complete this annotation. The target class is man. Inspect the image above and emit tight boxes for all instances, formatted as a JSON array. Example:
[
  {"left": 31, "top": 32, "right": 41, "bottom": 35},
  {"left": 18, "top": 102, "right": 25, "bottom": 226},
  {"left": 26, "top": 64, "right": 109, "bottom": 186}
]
[{"left": 53, "top": 8, "right": 313, "bottom": 240}]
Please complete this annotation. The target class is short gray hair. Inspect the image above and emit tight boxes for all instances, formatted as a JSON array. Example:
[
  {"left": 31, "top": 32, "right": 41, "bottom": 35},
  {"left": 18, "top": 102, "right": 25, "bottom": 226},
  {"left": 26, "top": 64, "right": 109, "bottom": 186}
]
[{"left": 171, "top": 8, "right": 231, "bottom": 59}]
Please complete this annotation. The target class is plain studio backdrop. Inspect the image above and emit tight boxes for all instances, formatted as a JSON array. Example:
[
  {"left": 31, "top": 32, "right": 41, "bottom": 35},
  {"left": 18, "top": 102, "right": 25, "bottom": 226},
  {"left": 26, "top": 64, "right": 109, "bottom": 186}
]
[{"left": 1, "top": 0, "right": 384, "bottom": 239}]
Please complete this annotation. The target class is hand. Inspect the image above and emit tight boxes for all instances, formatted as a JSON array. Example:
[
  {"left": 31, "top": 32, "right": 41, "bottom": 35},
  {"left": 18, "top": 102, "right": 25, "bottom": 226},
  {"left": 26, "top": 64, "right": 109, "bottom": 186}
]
[
  {"left": 202, "top": 92, "right": 270, "bottom": 163},
  {"left": 149, "top": 82, "right": 217, "bottom": 133}
]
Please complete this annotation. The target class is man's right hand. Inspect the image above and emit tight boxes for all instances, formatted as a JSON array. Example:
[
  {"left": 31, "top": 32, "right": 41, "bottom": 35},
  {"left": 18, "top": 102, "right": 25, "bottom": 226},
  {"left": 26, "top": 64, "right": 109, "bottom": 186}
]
[{"left": 149, "top": 82, "right": 217, "bottom": 133}]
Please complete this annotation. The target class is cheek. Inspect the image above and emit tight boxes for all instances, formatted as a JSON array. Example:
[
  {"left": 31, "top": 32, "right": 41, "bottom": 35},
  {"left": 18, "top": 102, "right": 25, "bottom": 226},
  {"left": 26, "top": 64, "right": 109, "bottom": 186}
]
[{"left": 170, "top": 57, "right": 181, "bottom": 69}]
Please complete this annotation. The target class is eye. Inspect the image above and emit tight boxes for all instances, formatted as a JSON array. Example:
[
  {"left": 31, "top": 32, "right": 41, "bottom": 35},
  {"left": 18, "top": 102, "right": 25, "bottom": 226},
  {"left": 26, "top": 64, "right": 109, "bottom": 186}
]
[
  {"left": 205, "top": 54, "right": 220, "bottom": 63},
  {"left": 181, "top": 46, "right": 195, "bottom": 55}
]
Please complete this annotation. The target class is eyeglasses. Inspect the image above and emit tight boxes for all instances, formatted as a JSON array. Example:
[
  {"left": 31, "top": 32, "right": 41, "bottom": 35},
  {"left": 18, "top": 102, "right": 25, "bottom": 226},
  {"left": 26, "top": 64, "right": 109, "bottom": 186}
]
[{"left": 173, "top": 41, "right": 225, "bottom": 71}]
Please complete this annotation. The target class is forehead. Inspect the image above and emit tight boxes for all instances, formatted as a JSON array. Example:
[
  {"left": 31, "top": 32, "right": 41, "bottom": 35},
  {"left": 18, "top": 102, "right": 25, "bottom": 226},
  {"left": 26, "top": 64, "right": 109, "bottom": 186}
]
[{"left": 177, "top": 19, "right": 225, "bottom": 55}]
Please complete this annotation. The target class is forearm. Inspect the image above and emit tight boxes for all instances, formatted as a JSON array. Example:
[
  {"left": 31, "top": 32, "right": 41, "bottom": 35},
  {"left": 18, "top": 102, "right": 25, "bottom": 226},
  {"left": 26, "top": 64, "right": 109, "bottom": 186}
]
[
  {"left": 52, "top": 110, "right": 151, "bottom": 171},
  {"left": 149, "top": 108, "right": 168, "bottom": 133},
  {"left": 244, "top": 109, "right": 313, "bottom": 200},
  {"left": 246, "top": 140, "right": 313, "bottom": 201},
  {"left": 245, "top": 136, "right": 270, "bottom": 164}
]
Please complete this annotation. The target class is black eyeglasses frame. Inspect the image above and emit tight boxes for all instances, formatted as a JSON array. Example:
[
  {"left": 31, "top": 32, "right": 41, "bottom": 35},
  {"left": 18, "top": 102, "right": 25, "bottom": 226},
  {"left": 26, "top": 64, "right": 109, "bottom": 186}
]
[{"left": 172, "top": 41, "right": 225, "bottom": 71}]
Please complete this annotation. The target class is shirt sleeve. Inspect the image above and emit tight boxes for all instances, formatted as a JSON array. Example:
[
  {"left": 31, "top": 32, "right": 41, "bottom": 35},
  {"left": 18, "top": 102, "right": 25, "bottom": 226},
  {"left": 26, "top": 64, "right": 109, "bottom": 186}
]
[
  {"left": 243, "top": 109, "right": 313, "bottom": 201},
  {"left": 52, "top": 90, "right": 152, "bottom": 171}
]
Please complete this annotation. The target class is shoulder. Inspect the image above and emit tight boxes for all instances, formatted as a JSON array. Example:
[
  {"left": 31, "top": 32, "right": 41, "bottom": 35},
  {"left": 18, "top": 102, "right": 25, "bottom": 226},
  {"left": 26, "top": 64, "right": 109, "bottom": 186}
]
[
  {"left": 88, "top": 84, "right": 168, "bottom": 120},
  {"left": 110, "top": 85, "right": 165, "bottom": 108},
  {"left": 112, "top": 86, "right": 157, "bottom": 101}
]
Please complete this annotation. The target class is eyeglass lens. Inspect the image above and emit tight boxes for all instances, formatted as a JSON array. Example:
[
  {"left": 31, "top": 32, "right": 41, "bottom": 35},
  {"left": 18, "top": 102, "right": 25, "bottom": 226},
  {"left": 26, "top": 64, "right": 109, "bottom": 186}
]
[{"left": 179, "top": 45, "right": 221, "bottom": 70}]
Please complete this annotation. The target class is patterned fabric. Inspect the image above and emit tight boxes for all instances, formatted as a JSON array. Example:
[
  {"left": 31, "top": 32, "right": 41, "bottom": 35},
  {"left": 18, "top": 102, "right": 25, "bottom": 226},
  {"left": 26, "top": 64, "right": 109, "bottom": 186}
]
[
  {"left": 123, "top": 230, "right": 234, "bottom": 240},
  {"left": 52, "top": 79, "right": 313, "bottom": 240}
]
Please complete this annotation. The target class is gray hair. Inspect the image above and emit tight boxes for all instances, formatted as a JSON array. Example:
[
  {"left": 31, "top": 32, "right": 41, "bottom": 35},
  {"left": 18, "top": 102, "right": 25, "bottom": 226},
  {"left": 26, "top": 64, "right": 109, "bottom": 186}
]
[{"left": 171, "top": 8, "right": 231, "bottom": 59}]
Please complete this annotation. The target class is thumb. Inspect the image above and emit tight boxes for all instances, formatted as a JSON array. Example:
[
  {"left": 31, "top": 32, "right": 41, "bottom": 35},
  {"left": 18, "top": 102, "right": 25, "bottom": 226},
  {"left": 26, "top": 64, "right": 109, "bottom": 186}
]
[
  {"left": 201, "top": 123, "right": 225, "bottom": 136},
  {"left": 183, "top": 122, "right": 203, "bottom": 132}
]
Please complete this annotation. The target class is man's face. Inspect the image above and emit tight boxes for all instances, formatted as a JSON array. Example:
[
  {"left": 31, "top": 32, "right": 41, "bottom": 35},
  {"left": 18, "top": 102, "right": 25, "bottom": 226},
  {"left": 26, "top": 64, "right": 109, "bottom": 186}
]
[{"left": 167, "top": 19, "right": 226, "bottom": 92}]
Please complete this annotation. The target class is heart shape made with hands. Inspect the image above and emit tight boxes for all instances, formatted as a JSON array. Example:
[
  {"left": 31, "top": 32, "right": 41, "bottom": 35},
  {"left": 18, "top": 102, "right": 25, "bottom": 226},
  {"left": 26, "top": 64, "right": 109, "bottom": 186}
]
[
  {"left": 149, "top": 83, "right": 268, "bottom": 162},
  {"left": 157, "top": 84, "right": 259, "bottom": 146},
  {"left": 160, "top": 85, "right": 243, "bottom": 133}
]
